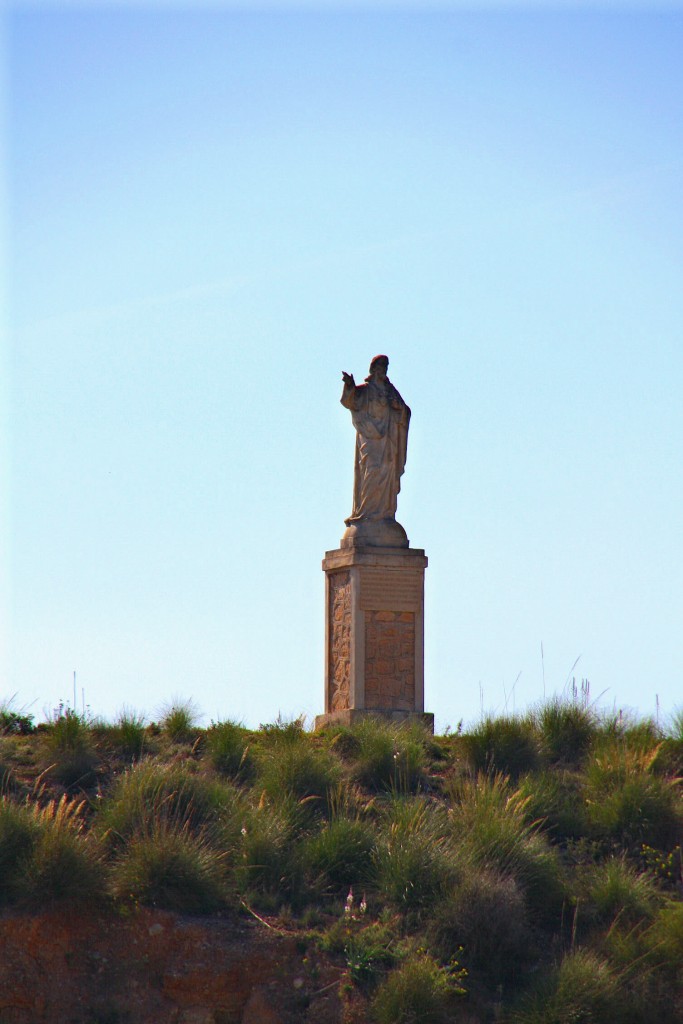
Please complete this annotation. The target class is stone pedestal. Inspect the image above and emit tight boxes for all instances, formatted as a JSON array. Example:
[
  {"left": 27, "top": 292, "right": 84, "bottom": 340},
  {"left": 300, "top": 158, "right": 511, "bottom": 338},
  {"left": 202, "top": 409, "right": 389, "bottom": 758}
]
[{"left": 315, "top": 546, "right": 433, "bottom": 732}]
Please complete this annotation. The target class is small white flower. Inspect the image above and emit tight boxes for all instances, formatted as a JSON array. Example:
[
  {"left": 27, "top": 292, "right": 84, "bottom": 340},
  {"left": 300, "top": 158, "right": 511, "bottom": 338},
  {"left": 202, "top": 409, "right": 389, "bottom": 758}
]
[{"left": 344, "top": 888, "right": 354, "bottom": 915}]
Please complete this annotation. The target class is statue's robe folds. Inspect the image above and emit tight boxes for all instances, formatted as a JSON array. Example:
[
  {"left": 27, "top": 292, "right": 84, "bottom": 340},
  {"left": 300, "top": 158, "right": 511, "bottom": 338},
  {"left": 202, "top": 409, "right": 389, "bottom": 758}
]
[{"left": 341, "top": 377, "right": 410, "bottom": 525}]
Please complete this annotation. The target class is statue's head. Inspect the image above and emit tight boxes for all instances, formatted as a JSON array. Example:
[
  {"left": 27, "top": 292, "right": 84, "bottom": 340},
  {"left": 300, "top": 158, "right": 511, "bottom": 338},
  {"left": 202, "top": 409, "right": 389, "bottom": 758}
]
[{"left": 369, "top": 354, "right": 389, "bottom": 376}]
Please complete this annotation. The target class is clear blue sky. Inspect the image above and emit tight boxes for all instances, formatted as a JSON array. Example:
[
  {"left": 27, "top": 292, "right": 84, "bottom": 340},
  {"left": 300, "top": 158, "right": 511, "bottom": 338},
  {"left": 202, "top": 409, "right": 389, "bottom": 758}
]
[{"left": 4, "top": 2, "right": 682, "bottom": 731}]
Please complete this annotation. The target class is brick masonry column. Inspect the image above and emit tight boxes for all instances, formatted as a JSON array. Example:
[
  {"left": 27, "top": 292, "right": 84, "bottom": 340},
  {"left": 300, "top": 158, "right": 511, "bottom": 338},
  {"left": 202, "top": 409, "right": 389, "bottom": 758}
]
[{"left": 317, "top": 547, "right": 433, "bottom": 732}]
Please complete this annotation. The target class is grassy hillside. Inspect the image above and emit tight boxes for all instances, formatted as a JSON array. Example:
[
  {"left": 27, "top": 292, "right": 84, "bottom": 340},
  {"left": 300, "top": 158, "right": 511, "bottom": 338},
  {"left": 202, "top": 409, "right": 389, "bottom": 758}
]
[{"left": 1, "top": 699, "right": 681, "bottom": 1024}]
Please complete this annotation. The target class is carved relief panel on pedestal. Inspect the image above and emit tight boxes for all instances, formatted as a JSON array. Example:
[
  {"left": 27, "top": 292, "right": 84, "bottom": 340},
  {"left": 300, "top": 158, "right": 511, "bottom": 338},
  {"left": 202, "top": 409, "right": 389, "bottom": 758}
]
[{"left": 328, "top": 571, "right": 351, "bottom": 711}]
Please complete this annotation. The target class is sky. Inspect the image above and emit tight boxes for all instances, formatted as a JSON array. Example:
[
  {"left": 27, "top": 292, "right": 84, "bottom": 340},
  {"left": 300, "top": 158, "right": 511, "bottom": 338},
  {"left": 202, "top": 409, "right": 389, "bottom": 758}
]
[{"left": 3, "top": 1, "right": 682, "bottom": 733}]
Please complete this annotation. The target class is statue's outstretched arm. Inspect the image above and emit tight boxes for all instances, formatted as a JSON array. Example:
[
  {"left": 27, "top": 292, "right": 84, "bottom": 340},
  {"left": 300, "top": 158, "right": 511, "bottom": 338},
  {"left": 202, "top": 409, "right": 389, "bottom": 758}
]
[{"left": 341, "top": 371, "right": 358, "bottom": 410}]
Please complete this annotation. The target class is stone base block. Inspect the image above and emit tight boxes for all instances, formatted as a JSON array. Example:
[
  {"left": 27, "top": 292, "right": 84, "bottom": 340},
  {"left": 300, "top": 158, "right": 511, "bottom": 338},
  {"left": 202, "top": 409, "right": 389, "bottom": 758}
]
[
  {"left": 341, "top": 518, "right": 409, "bottom": 549},
  {"left": 315, "top": 709, "right": 434, "bottom": 733}
]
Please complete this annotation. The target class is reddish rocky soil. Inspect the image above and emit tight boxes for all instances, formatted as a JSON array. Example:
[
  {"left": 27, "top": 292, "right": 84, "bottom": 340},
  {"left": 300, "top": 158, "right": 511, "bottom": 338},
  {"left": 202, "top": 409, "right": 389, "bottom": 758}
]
[{"left": 0, "top": 907, "right": 368, "bottom": 1024}]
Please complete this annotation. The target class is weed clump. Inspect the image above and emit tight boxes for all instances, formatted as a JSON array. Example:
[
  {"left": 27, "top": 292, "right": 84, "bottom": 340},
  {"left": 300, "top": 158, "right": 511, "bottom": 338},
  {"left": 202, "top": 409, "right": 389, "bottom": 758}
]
[
  {"left": 584, "top": 739, "right": 683, "bottom": 851},
  {"left": 511, "top": 950, "right": 619, "bottom": 1024},
  {"left": 373, "top": 798, "right": 454, "bottom": 918},
  {"left": 0, "top": 794, "right": 102, "bottom": 908},
  {"left": 205, "top": 720, "right": 253, "bottom": 780},
  {"left": 0, "top": 697, "right": 35, "bottom": 736},
  {"left": 535, "top": 697, "right": 597, "bottom": 766},
  {"left": 160, "top": 699, "right": 201, "bottom": 743},
  {"left": 517, "top": 769, "right": 587, "bottom": 841},
  {"left": 42, "top": 705, "right": 98, "bottom": 790},
  {"left": 99, "top": 761, "right": 242, "bottom": 849},
  {"left": 582, "top": 856, "right": 661, "bottom": 929},
  {"left": 112, "top": 708, "right": 148, "bottom": 761},
  {"left": 254, "top": 717, "right": 340, "bottom": 821},
  {"left": 428, "top": 864, "right": 533, "bottom": 989},
  {"left": 109, "top": 818, "right": 230, "bottom": 913},
  {"left": 340, "top": 717, "right": 429, "bottom": 793},
  {"left": 446, "top": 773, "right": 566, "bottom": 927},
  {"left": 236, "top": 803, "right": 303, "bottom": 910},
  {"left": 302, "top": 817, "right": 376, "bottom": 897},
  {"left": 462, "top": 715, "right": 540, "bottom": 778},
  {"left": 370, "top": 950, "right": 466, "bottom": 1024}
]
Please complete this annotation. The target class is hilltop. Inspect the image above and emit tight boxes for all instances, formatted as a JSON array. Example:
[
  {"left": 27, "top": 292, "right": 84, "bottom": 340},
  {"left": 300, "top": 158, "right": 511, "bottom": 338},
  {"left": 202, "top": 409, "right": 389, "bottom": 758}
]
[{"left": 0, "top": 700, "right": 681, "bottom": 1023}]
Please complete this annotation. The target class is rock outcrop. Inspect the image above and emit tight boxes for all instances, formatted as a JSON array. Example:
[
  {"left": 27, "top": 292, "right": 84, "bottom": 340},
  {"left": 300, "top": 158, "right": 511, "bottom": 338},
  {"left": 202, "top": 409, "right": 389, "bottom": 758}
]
[{"left": 0, "top": 908, "right": 353, "bottom": 1024}]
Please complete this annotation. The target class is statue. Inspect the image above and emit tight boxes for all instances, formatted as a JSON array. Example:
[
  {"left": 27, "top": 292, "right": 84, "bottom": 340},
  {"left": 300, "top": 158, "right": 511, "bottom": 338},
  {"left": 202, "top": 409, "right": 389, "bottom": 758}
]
[{"left": 340, "top": 355, "right": 410, "bottom": 548}]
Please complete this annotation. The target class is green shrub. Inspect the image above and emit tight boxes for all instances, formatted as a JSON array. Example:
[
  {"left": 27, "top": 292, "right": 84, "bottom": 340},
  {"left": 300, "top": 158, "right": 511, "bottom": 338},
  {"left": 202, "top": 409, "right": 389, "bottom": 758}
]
[
  {"left": 584, "top": 742, "right": 682, "bottom": 851},
  {"left": 428, "top": 864, "right": 533, "bottom": 989},
  {"left": 322, "top": 723, "right": 362, "bottom": 760},
  {"left": 600, "top": 916, "right": 683, "bottom": 1024},
  {"left": 644, "top": 901, "right": 683, "bottom": 978},
  {"left": 447, "top": 773, "right": 565, "bottom": 926},
  {"left": 371, "top": 950, "right": 466, "bottom": 1024},
  {"left": 206, "top": 720, "right": 253, "bottom": 779},
  {"left": 0, "top": 740, "right": 19, "bottom": 796},
  {"left": 462, "top": 715, "right": 540, "bottom": 778},
  {"left": 599, "top": 900, "right": 683, "bottom": 1024},
  {"left": 259, "top": 714, "right": 307, "bottom": 743},
  {"left": 621, "top": 718, "right": 663, "bottom": 752},
  {"left": 511, "top": 950, "right": 620, "bottom": 1024},
  {"left": 0, "top": 697, "right": 35, "bottom": 735},
  {"left": 349, "top": 718, "right": 396, "bottom": 791},
  {"left": 391, "top": 732, "right": 430, "bottom": 794},
  {"left": 640, "top": 842, "right": 682, "bottom": 890},
  {"left": 652, "top": 735, "right": 683, "bottom": 778},
  {"left": 49, "top": 748, "right": 100, "bottom": 790},
  {"left": 583, "top": 856, "right": 661, "bottom": 929},
  {"left": 99, "top": 761, "right": 241, "bottom": 848},
  {"left": 0, "top": 794, "right": 102, "bottom": 907},
  {"left": 255, "top": 726, "right": 340, "bottom": 820},
  {"left": 159, "top": 698, "right": 200, "bottom": 743},
  {"left": 236, "top": 803, "right": 303, "bottom": 909},
  {"left": 0, "top": 764, "right": 16, "bottom": 796},
  {"left": 321, "top": 912, "right": 398, "bottom": 990},
  {"left": 592, "top": 713, "right": 662, "bottom": 754},
  {"left": 110, "top": 818, "right": 229, "bottom": 913},
  {"left": 302, "top": 817, "right": 376, "bottom": 896},
  {"left": 0, "top": 797, "right": 38, "bottom": 905},
  {"left": 347, "top": 718, "right": 428, "bottom": 794},
  {"left": 372, "top": 799, "right": 455, "bottom": 917},
  {"left": 668, "top": 708, "right": 683, "bottom": 742},
  {"left": 49, "top": 705, "right": 89, "bottom": 748},
  {"left": 112, "top": 708, "right": 147, "bottom": 760},
  {"left": 342, "top": 920, "right": 398, "bottom": 989},
  {"left": 43, "top": 706, "right": 98, "bottom": 790},
  {"left": 535, "top": 698, "right": 597, "bottom": 766},
  {"left": 90, "top": 709, "right": 149, "bottom": 763},
  {"left": 517, "top": 770, "right": 587, "bottom": 841}
]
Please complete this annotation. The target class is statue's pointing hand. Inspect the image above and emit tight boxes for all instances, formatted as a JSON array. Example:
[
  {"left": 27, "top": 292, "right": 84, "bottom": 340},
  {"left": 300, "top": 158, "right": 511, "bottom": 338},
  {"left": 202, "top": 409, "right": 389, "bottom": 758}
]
[{"left": 342, "top": 371, "right": 355, "bottom": 387}]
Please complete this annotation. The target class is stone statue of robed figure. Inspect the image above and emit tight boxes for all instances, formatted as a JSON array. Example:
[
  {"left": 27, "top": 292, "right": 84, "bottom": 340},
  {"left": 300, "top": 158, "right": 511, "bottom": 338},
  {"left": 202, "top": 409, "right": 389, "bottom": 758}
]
[{"left": 340, "top": 354, "right": 410, "bottom": 548}]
